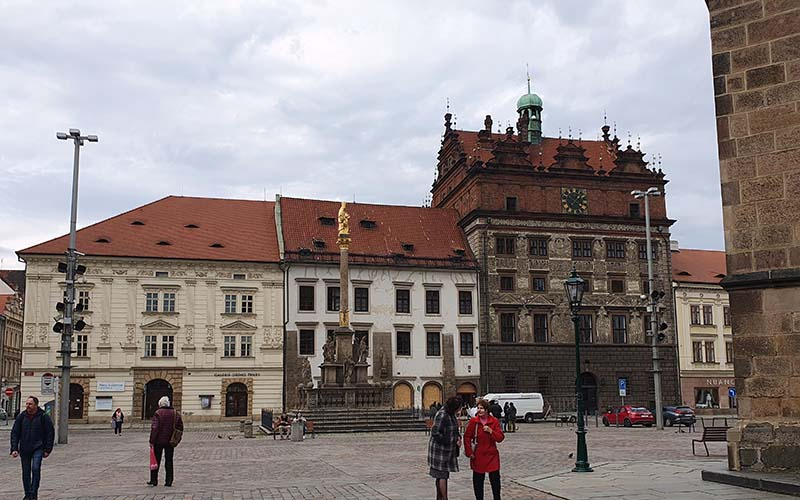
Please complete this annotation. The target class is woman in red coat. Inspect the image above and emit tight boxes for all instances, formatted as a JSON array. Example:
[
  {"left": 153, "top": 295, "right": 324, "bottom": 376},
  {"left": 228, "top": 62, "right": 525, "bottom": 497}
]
[{"left": 464, "top": 398, "right": 505, "bottom": 500}]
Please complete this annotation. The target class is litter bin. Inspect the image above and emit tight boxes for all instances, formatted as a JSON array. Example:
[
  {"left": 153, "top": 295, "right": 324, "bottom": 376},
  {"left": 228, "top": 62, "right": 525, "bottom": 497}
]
[
  {"left": 291, "top": 420, "right": 303, "bottom": 442},
  {"left": 244, "top": 420, "right": 253, "bottom": 438}
]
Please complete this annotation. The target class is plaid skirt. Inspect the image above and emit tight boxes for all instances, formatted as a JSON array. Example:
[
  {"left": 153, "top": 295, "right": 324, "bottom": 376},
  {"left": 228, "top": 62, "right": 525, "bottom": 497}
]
[{"left": 429, "top": 467, "right": 450, "bottom": 479}]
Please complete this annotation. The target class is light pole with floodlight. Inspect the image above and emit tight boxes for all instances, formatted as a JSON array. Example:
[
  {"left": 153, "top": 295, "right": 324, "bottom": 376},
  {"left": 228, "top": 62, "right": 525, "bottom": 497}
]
[{"left": 564, "top": 266, "right": 592, "bottom": 473}]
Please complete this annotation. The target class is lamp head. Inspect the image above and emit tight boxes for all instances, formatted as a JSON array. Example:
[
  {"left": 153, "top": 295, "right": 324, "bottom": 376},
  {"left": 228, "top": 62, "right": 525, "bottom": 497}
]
[
  {"left": 69, "top": 128, "right": 80, "bottom": 137},
  {"left": 56, "top": 132, "right": 68, "bottom": 140},
  {"left": 86, "top": 135, "right": 98, "bottom": 142},
  {"left": 564, "top": 265, "right": 585, "bottom": 309}
]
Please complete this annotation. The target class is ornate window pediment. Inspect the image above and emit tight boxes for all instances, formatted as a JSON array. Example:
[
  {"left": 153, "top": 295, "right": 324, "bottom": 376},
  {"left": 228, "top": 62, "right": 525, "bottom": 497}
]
[
  {"left": 141, "top": 319, "right": 179, "bottom": 330},
  {"left": 220, "top": 320, "right": 257, "bottom": 331}
]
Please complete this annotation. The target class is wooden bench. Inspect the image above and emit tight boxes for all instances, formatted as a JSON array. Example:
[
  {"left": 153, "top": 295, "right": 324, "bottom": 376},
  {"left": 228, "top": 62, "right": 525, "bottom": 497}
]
[{"left": 692, "top": 426, "right": 728, "bottom": 456}]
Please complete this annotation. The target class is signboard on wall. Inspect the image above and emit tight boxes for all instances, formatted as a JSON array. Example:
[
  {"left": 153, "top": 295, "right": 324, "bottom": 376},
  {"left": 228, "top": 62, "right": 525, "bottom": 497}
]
[
  {"left": 96, "top": 382, "right": 125, "bottom": 392},
  {"left": 41, "top": 373, "right": 54, "bottom": 395},
  {"left": 95, "top": 396, "right": 113, "bottom": 411}
]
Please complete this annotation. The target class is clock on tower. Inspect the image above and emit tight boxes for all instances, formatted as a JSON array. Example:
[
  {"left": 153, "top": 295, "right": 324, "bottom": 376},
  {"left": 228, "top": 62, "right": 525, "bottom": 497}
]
[{"left": 561, "top": 187, "right": 588, "bottom": 215}]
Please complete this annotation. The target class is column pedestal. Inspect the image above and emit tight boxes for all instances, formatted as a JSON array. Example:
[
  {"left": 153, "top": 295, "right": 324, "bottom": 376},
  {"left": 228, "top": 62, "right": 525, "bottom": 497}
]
[{"left": 354, "top": 363, "right": 370, "bottom": 386}]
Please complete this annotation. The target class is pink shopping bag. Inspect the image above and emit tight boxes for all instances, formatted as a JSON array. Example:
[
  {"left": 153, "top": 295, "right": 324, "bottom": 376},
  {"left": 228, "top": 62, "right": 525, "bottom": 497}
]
[{"left": 149, "top": 446, "right": 158, "bottom": 471}]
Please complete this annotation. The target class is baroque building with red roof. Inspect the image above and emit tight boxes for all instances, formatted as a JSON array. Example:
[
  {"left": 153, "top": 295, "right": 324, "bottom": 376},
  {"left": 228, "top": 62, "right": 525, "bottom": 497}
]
[{"left": 431, "top": 85, "right": 681, "bottom": 412}]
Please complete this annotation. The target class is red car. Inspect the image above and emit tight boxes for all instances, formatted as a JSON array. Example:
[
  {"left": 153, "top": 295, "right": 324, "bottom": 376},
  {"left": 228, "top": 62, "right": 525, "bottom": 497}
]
[{"left": 603, "top": 406, "right": 655, "bottom": 427}]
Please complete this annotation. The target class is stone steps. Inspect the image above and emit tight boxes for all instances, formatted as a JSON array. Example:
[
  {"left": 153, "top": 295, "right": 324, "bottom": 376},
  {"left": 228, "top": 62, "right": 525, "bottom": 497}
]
[{"left": 292, "top": 408, "right": 429, "bottom": 433}]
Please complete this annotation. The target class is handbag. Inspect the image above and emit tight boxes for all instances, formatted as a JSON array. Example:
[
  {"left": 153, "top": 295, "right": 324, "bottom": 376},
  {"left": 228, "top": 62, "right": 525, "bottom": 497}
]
[
  {"left": 149, "top": 446, "right": 158, "bottom": 471},
  {"left": 168, "top": 410, "right": 183, "bottom": 447}
]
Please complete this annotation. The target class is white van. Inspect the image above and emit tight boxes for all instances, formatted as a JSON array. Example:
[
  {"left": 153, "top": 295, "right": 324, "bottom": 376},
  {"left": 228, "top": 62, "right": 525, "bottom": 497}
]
[{"left": 481, "top": 393, "right": 545, "bottom": 423}]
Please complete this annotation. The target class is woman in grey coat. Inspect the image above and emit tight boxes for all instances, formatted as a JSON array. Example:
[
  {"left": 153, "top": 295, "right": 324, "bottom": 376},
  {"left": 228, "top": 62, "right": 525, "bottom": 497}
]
[{"left": 427, "top": 396, "right": 462, "bottom": 500}]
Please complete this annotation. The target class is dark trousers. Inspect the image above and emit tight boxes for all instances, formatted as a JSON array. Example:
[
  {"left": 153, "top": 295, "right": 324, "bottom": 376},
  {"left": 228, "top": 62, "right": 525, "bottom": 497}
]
[
  {"left": 472, "top": 470, "right": 501, "bottom": 500},
  {"left": 150, "top": 445, "right": 174, "bottom": 485},
  {"left": 20, "top": 449, "right": 44, "bottom": 498},
  {"left": 114, "top": 421, "right": 123, "bottom": 434}
]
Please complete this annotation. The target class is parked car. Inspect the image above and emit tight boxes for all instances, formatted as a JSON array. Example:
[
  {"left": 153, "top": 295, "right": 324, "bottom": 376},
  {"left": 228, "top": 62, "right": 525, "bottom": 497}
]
[
  {"left": 602, "top": 406, "right": 655, "bottom": 427},
  {"left": 663, "top": 405, "right": 696, "bottom": 427}
]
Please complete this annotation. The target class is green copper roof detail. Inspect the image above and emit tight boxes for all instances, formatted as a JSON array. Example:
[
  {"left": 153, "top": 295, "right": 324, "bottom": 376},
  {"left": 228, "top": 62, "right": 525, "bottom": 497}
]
[{"left": 517, "top": 92, "right": 543, "bottom": 111}]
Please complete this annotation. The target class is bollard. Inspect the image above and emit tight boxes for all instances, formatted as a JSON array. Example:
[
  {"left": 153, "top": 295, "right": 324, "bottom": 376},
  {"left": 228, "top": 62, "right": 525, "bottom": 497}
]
[
  {"left": 244, "top": 420, "right": 253, "bottom": 438},
  {"left": 291, "top": 420, "right": 303, "bottom": 442},
  {"left": 239, "top": 420, "right": 245, "bottom": 433}
]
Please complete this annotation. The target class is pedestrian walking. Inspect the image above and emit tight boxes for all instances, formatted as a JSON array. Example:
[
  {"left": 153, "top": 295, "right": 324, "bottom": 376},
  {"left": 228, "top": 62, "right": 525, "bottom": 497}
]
[
  {"left": 147, "top": 396, "right": 184, "bottom": 487},
  {"left": 464, "top": 399, "right": 505, "bottom": 500},
  {"left": 502, "top": 402, "right": 509, "bottom": 432},
  {"left": 489, "top": 400, "right": 502, "bottom": 420},
  {"left": 427, "top": 396, "right": 462, "bottom": 500},
  {"left": 506, "top": 403, "right": 517, "bottom": 433},
  {"left": 10, "top": 396, "right": 55, "bottom": 500},
  {"left": 112, "top": 408, "right": 125, "bottom": 435}
]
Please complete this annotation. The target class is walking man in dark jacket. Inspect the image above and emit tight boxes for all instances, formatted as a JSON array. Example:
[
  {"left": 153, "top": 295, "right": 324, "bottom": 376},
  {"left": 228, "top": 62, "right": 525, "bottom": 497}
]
[
  {"left": 10, "top": 396, "right": 55, "bottom": 500},
  {"left": 148, "top": 396, "right": 184, "bottom": 487}
]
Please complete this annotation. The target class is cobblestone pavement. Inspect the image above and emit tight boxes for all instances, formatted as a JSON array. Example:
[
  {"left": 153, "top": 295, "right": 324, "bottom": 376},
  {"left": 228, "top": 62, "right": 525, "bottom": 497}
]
[{"left": 0, "top": 423, "right": 771, "bottom": 499}]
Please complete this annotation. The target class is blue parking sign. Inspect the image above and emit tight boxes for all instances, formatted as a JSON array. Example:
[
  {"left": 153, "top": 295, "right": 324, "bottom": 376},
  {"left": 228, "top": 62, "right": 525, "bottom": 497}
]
[
  {"left": 618, "top": 378, "right": 627, "bottom": 397},
  {"left": 728, "top": 387, "right": 736, "bottom": 398}
]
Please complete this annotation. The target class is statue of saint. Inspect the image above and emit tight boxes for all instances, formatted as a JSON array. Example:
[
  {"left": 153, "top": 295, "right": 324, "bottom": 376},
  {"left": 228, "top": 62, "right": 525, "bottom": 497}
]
[
  {"left": 322, "top": 337, "right": 336, "bottom": 363},
  {"left": 337, "top": 201, "right": 350, "bottom": 235},
  {"left": 343, "top": 355, "right": 354, "bottom": 385},
  {"left": 300, "top": 358, "right": 312, "bottom": 386},
  {"left": 357, "top": 336, "right": 368, "bottom": 364},
  {"left": 379, "top": 347, "right": 387, "bottom": 370}
]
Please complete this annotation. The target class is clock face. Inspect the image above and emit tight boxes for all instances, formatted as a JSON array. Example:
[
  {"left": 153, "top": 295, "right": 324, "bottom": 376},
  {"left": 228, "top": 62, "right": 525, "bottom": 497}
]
[{"left": 562, "top": 188, "right": 588, "bottom": 215}]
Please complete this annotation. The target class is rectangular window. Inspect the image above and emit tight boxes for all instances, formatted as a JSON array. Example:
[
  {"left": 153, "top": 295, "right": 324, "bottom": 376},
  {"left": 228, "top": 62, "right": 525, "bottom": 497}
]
[
  {"left": 533, "top": 314, "right": 548, "bottom": 343},
  {"left": 458, "top": 290, "right": 473, "bottom": 315},
  {"left": 629, "top": 203, "right": 641, "bottom": 218},
  {"left": 144, "top": 335, "right": 157, "bottom": 357},
  {"left": 692, "top": 341, "right": 704, "bottom": 362},
  {"left": 529, "top": 238, "right": 548, "bottom": 257},
  {"left": 726, "top": 341, "right": 734, "bottom": 364},
  {"left": 723, "top": 306, "right": 731, "bottom": 327},
  {"left": 75, "top": 334, "right": 88, "bottom": 357},
  {"left": 505, "top": 197, "right": 517, "bottom": 211},
  {"left": 77, "top": 291, "right": 90, "bottom": 310},
  {"left": 299, "top": 286, "right": 315, "bottom": 311},
  {"left": 499, "top": 275, "right": 515, "bottom": 291},
  {"left": 240, "top": 335, "right": 252, "bottom": 357},
  {"left": 224, "top": 335, "right": 236, "bottom": 357},
  {"left": 460, "top": 331, "right": 474, "bottom": 356},
  {"left": 425, "top": 289, "right": 440, "bottom": 314},
  {"left": 582, "top": 275, "right": 592, "bottom": 294},
  {"left": 161, "top": 335, "right": 175, "bottom": 357},
  {"left": 496, "top": 236, "right": 516, "bottom": 256},
  {"left": 426, "top": 331, "right": 441, "bottom": 357},
  {"left": 612, "top": 315, "right": 628, "bottom": 344},
  {"left": 298, "top": 329, "right": 315, "bottom": 355},
  {"left": 145, "top": 292, "right": 159, "bottom": 312},
  {"left": 155, "top": 271, "right": 169, "bottom": 278},
  {"left": 233, "top": 273, "right": 246, "bottom": 280},
  {"left": 531, "top": 275, "right": 547, "bottom": 292},
  {"left": 395, "top": 288, "right": 410, "bottom": 314},
  {"left": 225, "top": 294, "right": 237, "bottom": 314},
  {"left": 609, "top": 279, "right": 625, "bottom": 294},
  {"left": 162, "top": 292, "right": 176, "bottom": 312},
  {"left": 327, "top": 286, "right": 341, "bottom": 312},
  {"left": 638, "top": 242, "right": 659, "bottom": 261},
  {"left": 705, "top": 341, "right": 716, "bottom": 362},
  {"left": 241, "top": 294, "right": 254, "bottom": 314},
  {"left": 606, "top": 241, "right": 626, "bottom": 260},
  {"left": 642, "top": 279, "right": 650, "bottom": 295},
  {"left": 703, "top": 305, "right": 714, "bottom": 325},
  {"left": 572, "top": 239, "right": 593, "bottom": 258},
  {"left": 500, "top": 313, "right": 517, "bottom": 343},
  {"left": 504, "top": 373, "right": 519, "bottom": 392},
  {"left": 354, "top": 287, "right": 369, "bottom": 312},
  {"left": 396, "top": 331, "right": 411, "bottom": 356},
  {"left": 578, "top": 314, "right": 593, "bottom": 344},
  {"left": 690, "top": 305, "right": 701, "bottom": 325}
]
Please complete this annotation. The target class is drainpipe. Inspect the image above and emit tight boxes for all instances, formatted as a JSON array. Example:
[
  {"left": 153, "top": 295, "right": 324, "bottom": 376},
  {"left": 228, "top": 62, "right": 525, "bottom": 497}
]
[
  {"left": 274, "top": 194, "right": 288, "bottom": 412},
  {"left": 480, "top": 225, "right": 490, "bottom": 395}
]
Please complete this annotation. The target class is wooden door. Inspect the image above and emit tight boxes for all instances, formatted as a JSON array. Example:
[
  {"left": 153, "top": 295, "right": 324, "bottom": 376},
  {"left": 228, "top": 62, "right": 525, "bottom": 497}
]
[
  {"left": 143, "top": 379, "right": 173, "bottom": 419},
  {"left": 422, "top": 383, "right": 442, "bottom": 409},
  {"left": 393, "top": 383, "right": 413, "bottom": 409},
  {"left": 225, "top": 383, "right": 249, "bottom": 417},
  {"left": 68, "top": 384, "right": 84, "bottom": 420}
]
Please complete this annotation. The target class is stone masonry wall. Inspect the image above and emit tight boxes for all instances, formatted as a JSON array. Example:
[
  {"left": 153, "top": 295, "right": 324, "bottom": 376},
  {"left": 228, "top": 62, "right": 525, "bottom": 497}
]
[{"left": 707, "top": 0, "right": 800, "bottom": 471}]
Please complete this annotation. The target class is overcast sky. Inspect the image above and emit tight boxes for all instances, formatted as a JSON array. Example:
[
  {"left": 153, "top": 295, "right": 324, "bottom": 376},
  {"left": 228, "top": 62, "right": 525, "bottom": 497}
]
[{"left": 0, "top": 0, "right": 722, "bottom": 270}]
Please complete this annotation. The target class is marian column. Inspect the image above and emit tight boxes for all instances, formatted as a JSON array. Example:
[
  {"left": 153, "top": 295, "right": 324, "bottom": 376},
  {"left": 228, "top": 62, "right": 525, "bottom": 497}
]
[{"left": 335, "top": 202, "right": 354, "bottom": 366}]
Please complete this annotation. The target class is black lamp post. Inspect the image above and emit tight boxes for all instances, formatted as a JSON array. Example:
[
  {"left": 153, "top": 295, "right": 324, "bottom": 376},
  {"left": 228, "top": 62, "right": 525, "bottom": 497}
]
[{"left": 564, "top": 265, "right": 592, "bottom": 473}]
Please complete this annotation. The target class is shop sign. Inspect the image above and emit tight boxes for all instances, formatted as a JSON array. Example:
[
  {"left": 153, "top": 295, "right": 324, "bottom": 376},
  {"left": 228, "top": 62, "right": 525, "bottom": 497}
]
[
  {"left": 97, "top": 382, "right": 125, "bottom": 392},
  {"left": 213, "top": 372, "right": 261, "bottom": 377}
]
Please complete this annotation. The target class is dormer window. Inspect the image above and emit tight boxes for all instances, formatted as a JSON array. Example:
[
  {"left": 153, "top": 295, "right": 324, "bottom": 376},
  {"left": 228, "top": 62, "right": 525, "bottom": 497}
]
[
  {"left": 313, "top": 239, "right": 326, "bottom": 249},
  {"left": 299, "top": 248, "right": 312, "bottom": 258},
  {"left": 184, "top": 224, "right": 200, "bottom": 229},
  {"left": 131, "top": 220, "right": 145, "bottom": 226},
  {"left": 360, "top": 220, "right": 377, "bottom": 229},
  {"left": 319, "top": 217, "right": 335, "bottom": 226},
  {"left": 209, "top": 243, "right": 224, "bottom": 248},
  {"left": 156, "top": 241, "right": 172, "bottom": 246},
  {"left": 453, "top": 248, "right": 466, "bottom": 256},
  {"left": 402, "top": 243, "right": 414, "bottom": 252},
  {"left": 95, "top": 238, "right": 110, "bottom": 243},
  {"left": 505, "top": 197, "right": 518, "bottom": 212}
]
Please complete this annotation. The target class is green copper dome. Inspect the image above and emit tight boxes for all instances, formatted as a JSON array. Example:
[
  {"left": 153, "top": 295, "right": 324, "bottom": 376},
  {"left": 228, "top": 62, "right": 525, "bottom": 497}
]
[{"left": 517, "top": 92, "right": 543, "bottom": 111}]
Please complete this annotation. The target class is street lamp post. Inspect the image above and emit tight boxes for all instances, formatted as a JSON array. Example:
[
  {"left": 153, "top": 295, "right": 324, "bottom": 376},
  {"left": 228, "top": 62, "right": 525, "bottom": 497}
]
[
  {"left": 564, "top": 266, "right": 592, "bottom": 473},
  {"left": 632, "top": 187, "right": 664, "bottom": 430},
  {"left": 55, "top": 128, "right": 97, "bottom": 444}
]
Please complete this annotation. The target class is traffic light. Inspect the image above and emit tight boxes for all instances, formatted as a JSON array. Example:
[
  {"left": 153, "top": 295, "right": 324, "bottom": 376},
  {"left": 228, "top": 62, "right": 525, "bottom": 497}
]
[
  {"left": 650, "top": 290, "right": 665, "bottom": 302},
  {"left": 657, "top": 322, "right": 668, "bottom": 342}
]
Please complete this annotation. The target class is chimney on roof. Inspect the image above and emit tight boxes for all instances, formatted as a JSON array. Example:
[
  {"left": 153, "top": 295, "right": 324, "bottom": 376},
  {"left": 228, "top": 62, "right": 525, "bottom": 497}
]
[{"left": 670, "top": 240, "right": 680, "bottom": 252}]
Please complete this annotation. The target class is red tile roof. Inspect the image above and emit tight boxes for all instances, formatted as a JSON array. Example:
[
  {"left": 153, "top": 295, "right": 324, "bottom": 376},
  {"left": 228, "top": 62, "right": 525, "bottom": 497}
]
[
  {"left": 456, "top": 132, "right": 618, "bottom": 171},
  {"left": 19, "top": 196, "right": 280, "bottom": 263},
  {"left": 279, "top": 197, "right": 476, "bottom": 268},
  {"left": 672, "top": 249, "right": 727, "bottom": 285},
  {"left": 0, "top": 270, "right": 25, "bottom": 297},
  {"left": 0, "top": 294, "right": 9, "bottom": 315}
]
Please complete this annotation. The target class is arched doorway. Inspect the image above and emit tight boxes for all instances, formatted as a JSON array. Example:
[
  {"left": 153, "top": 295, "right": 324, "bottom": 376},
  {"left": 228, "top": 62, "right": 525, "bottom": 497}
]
[
  {"left": 68, "top": 384, "right": 84, "bottom": 420},
  {"left": 422, "top": 382, "right": 443, "bottom": 410},
  {"left": 393, "top": 382, "right": 413, "bottom": 409},
  {"left": 457, "top": 382, "right": 478, "bottom": 407},
  {"left": 143, "top": 379, "right": 173, "bottom": 419},
  {"left": 225, "top": 383, "right": 249, "bottom": 417},
  {"left": 579, "top": 372, "right": 598, "bottom": 413}
]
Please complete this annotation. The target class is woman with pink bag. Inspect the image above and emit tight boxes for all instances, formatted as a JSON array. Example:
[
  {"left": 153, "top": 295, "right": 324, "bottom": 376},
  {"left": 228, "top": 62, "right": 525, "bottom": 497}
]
[{"left": 147, "top": 396, "right": 183, "bottom": 487}]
